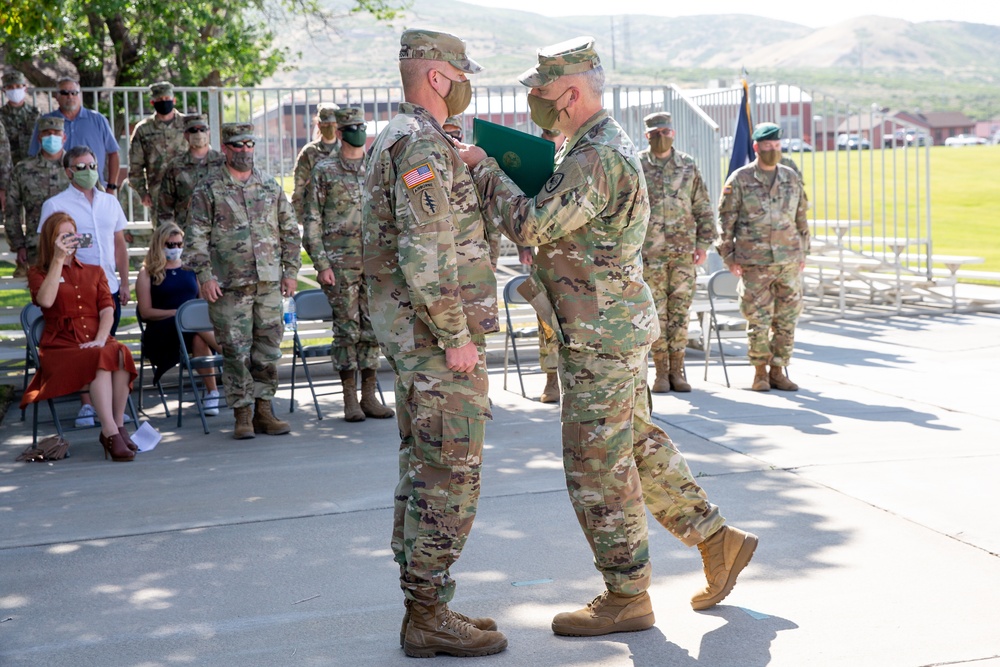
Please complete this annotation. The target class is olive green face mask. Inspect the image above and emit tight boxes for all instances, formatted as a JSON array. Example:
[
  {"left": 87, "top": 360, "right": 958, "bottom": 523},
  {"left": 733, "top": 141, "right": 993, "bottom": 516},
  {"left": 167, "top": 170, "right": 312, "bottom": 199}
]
[
  {"left": 649, "top": 135, "right": 673, "bottom": 155},
  {"left": 440, "top": 76, "right": 472, "bottom": 117},
  {"left": 527, "top": 89, "right": 571, "bottom": 131},
  {"left": 757, "top": 149, "right": 782, "bottom": 167},
  {"left": 341, "top": 128, "right": 367, "bottom": 147}
]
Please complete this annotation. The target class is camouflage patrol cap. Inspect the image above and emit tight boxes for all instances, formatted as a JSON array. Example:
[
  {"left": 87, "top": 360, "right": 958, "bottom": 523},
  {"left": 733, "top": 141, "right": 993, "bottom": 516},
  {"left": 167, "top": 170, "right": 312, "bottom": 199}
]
[
  {"left": 399, "top": 29, "right": 483, "bottom": 74},
  {"left": 317, "top": 103, "right": 340, "bottom": 123},
  {"left": 184, "top": 114, "right": 209, "bottom": 131},
  {"left": 334, "top": 107, "right": 364, "bottom": 128},
  {"left": 149, "top": 81, "right": 174, "bottom": 98},
  {"left": 221, "top": 122, "right": 255, "bottom": 144},
  {"left": 37, "top": 116, "right": 65, "bottom": 132},
  {"left": 3, "top": 71, "right": 28, "bottom": 87},
  {"left": 443, "top": 115, "right": 462, "bottom": 129},
  {"left": 752, "top": 122, "right": 781, "bottom": 141},
  {"left": 644, "top": 112, "right": 672, "bottom": 130},
  {"left": 519, "top": 36, "right": 601, "bottom": 87}
]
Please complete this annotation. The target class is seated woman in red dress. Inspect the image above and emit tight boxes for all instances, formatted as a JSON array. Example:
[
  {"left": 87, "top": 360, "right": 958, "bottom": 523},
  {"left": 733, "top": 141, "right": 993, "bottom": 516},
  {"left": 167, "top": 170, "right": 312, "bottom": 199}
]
[{"left": 20, "top": 212, "right": 139, "bottom": 462}]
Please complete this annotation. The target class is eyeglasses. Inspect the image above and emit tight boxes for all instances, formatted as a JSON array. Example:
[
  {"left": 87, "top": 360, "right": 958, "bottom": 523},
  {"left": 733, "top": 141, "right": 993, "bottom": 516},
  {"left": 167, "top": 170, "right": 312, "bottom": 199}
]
[
  {"left": 71, "top": 163, "right": 98, "bottom": 171},
  {"left": 225, "top": 140, "right": 255, "bottom": 149},
  {"left": 342, "top": 124, "right": 367, "bottom": 133},
  {"left": 57, "top": 90, "right": 80, "bottom": 97},
  {"left": 186, "top": 127, "right": 209, "bottom": 134},
  {"left": 165, "top": 242, "right": 184, "bottom": 249}
]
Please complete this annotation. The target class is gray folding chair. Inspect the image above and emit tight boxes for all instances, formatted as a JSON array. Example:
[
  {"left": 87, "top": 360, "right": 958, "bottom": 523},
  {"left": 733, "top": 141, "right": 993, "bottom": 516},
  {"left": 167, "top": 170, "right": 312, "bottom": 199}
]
[
  {"left": 703, "top": 270, "right": 747, "bottom": 388},
  {"left": 175, "top": 299, "right": 224, "bottom": 433},
  {"left": 502, "top": 274, "right": 540, "bottom": 397},
  {"left": 19, "top": 303, "right": 42, "bottom": 421}
]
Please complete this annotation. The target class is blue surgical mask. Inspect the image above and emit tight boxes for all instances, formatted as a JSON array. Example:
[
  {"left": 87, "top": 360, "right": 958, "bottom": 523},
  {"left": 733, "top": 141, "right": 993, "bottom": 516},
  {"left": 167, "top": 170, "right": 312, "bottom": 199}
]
[
  {"left": 164, "top": 248, "right": 183, "bottom": 262},
  {"left": 41, "top": 135, "right": 63, "bottom": 154}
]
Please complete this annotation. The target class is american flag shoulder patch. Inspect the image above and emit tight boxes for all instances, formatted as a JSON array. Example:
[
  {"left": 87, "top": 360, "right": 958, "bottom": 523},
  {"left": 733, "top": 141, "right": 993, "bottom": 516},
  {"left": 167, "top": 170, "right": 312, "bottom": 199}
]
[{"left": 402, "top": 163, "right": 435, "bottom": 189}]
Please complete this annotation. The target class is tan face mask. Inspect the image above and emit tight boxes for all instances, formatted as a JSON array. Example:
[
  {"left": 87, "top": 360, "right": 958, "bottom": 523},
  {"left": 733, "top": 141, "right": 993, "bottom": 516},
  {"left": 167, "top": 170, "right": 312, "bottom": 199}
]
[
  {"left": 757, "top": 149, "right": 781, "bottom": 167},
  {"left": 319, "top": 125, "right": 337, "bottom": 142},
  {"left": 649, "top": 134, "right": 673, "bottom": 154},
  {"left": 440, "top": 76, "right": 472, "bottom": 117}
]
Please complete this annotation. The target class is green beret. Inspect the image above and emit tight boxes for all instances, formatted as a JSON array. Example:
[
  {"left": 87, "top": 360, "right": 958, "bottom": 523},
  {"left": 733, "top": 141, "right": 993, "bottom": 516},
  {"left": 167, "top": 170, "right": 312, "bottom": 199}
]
[
  {"left": 184, "top": 114, "right": 209, "bottom": 131},
  {"left": 149, "top": 81, "right": 174, "bottom": 98},
  {"left": 752, "top": 122, "right": 781, "bottom": 142},
  {"left": 221, "top": 122, "right": 255, "bottom": 144},
  {"left": 317, "top": 103, "right": 340, "bottom": 123},
  {"left": 3, "top": 71, "right": 28, "bottom": 87},
  {"left": 644, "top": 112, "right": 672, "bottom": 130},
  {"left": 520, "top": 36, "right": 601, "bottom": 87},
  {"left": 399, "top": 29, "right": 483, "bottom": 75},
  {"left": 37, "top": 116, "right": 64, "bottom": 132},
  {"left": 334, "top": 107, "right": 364, "bottom": 128}
]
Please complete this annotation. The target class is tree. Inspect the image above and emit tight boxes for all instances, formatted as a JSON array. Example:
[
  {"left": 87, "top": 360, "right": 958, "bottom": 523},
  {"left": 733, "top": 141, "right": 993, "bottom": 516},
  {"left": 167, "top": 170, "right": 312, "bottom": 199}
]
[{"left": 0, "top": 0, "right": 406, "bottom": 88}]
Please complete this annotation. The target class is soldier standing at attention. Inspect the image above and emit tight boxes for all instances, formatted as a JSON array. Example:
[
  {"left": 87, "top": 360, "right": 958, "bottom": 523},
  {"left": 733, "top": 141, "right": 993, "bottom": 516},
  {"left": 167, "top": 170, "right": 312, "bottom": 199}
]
[
  {"left": 291, "top": 103, "right": 340, "bottom": 225},
  {"left": 717, "top": 122, "right": 809, "bottom": 391},
  {"left": 302, "top": 107, "right": 394, "bottom": 423},
  {"left": 128, "top": 81, "right": 188, "bottom": 223},
  {"left": 157, "top": 114, "right": 226, "bottom": 231},
  {"left": 1, "top": 71, "right": 40, "bottom": 167},
  {"left": 4, "top": 117, "right": 69, "bottom": 272},
  {"left": 361, "top": 29, "right": 507, "bottom": 659},
  {"left": 639, "top": 111, "right": 716, "bottom": 393},
  {"left": 461, "top": 36, "right": 758, "bottom": 637},
  {"left": 0, "top": 109, "right": 12, "bottom": 231},
  {"left": 186, "top": 123, "right": 301, "bottom": 440}
]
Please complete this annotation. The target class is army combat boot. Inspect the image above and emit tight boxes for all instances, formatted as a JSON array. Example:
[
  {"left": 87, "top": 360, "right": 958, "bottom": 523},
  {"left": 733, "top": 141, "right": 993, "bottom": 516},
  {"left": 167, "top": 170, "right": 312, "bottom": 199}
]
[
  {"left": 402, "top": 602, "right": 507, "bottom": 658},
  {"left": 668, "top": 351, "right": 692, "bottom": 392},
  {"left": 252, "top": 398, "right": 291, "bottom": 435},
  {"left": 340, "top": 371, "right": 365, "bottom": 422},
  {"left": 539, "top": 372, "right": 560, "bottom": 403},
  {"left": 360, "top": 369, "right": 394, "bottom": 419},
  {"left": 551, "top": 590, "right": 655, "bottom": 637},
  {"left": 751, "top": 365, "right": 770, "bottom": 391},
  {"left": 651, "top": 353, "right": 671, "bottom": 393},
  {"left": 769, "top": 365, "right": 799, "bottom": 391},
  {"left": 399, "top": 599, "right": 498, "bottom": 648},
  {"left": 691, "top": 525, "right": 759, "bottom": 610},
  {"left": 233, "top": 406, "right": 255, "bottom": 440}
]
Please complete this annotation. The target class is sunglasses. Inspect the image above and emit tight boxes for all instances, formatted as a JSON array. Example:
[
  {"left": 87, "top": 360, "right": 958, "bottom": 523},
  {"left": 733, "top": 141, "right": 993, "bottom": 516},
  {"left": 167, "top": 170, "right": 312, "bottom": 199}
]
[
  {"left": 186, "top": 127, "right": 209, "bottom": 134},
  {"left": 342, "top": 124, "right": 367, "bottom": 133},
  {"left": 165, "top": 242, "right": 184, "bottom": 249},
  {"left": 71, "top": 163, "right": 98, "bottom": 171},
  {"left": 226, "top": 140, "right": 255, "bottom": 149},
  {"left": 57, "top": 90, "right": 81, "bottom": 96}
]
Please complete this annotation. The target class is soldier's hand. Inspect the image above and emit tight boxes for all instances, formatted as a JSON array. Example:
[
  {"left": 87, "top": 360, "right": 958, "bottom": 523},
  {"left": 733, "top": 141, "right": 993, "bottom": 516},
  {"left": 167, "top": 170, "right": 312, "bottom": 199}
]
[
  {"left": 317, "top": 269, "right": 335, "bottom": 286},
  {"left": 281, "top": 277, "right": 297, "bottom": 298},
  {"left": 693, "top": 248, "right": 707, "bottom": 265},
  {"left": 457, "top": 143, "right": 487, "bottom": 169},
  {"left": 141, "top": 194, "right": 153, "bottom": 208},
  {"left": 518, "top": 248, "right": 534, "bottom": 266},
  {"left": 728, "top": 263, "right": 743, "bottom": 277},
  {"left": 445, "top": 341, "right": 479, "bottom": 374},
  {"left": 201, "top": 280, "right": 223, "bottom": 303},
  {"left": 17, "top": 248, "right": 27, "bottom": 265}
]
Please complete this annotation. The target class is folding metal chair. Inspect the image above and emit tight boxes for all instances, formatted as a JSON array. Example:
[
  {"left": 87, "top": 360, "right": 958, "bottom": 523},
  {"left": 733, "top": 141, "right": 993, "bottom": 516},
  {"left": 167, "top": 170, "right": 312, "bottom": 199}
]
[
  {"left": 135, "top": 313, "right": 171, "bottom": 417},
  {"left": 502, "top": 274, "right": 540, "bottom": 397},
  {"left": 703, "top": 270, "right": 748, "bottom": 388},
  {"left": 174, "top": 299, "right": 224, "bottom": 434},
  {"left": 19, "top": 303, "right": 42, "bottom": 421}
]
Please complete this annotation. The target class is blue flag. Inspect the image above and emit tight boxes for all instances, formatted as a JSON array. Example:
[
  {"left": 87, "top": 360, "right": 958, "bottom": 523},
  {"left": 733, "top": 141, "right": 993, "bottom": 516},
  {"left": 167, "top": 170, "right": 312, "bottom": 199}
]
[{"left": 727, "top": 79, "right": 755, "bottom": 178}]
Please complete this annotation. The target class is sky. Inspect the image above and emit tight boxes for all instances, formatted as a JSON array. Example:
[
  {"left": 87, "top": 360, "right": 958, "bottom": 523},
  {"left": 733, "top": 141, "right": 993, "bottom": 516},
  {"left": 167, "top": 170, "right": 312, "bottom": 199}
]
[{"left": 457, "top": 0, "right": 1000, "bottom": 28}]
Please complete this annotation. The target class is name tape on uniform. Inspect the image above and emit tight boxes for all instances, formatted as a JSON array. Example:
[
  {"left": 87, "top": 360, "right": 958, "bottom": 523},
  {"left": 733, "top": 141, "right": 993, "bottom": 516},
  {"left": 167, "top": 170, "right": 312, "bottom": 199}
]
[{"left": 402, "top": 163, "right": 435, "bottom": 189}]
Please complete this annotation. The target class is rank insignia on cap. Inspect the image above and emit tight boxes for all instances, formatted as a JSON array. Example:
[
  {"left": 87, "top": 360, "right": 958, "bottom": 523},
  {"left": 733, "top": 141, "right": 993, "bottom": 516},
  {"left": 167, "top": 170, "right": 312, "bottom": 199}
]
[{"left": 402, "top": 163, "right": 435, "bottom": 189}]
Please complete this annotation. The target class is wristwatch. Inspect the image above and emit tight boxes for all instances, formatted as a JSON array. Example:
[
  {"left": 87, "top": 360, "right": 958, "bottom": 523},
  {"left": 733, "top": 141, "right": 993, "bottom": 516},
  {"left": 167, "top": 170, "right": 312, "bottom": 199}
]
[{"left": 106, "top": 183, "right": 118, "bottom": 191}]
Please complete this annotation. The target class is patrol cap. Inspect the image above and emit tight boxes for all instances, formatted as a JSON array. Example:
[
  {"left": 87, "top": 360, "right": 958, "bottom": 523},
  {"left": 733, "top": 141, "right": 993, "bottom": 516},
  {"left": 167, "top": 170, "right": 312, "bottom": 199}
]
[
  {"left": 3, "top": 71, "right": 28, "bottom": 87},
  {"left": 317, "top": 103, "right": 340, "bottom": 123},
  {"left": 149, "top": 81, "right": 174, "bottom": 98},
  {"left": 519, "top": 36, "right": 601, "bottom": 87},
  {"left": 443, "top": 115, "right": 462, "bottom": 128},
  {"left": 752, "top": 122, "right": 781, "bottom": 142},
  {"left": 334, "top": 107, "right": 364, "bottom": 128},
  {"left": 221, "top": 122, "right": 255, "bottom": 144},
  {"left": 184, "top": 114, "right": 209, "bottom": 131},
  {"left": 644, "top": 112, "right": 672, "bottom": 130},
  {"left": 37, "top": 116, "right": 65, "bottom": 132},
  {"left": 541, "top": 128, "right": 562, "bottom": 139},
  {"left": 399, "top": 29, "right": 483, "bottom": 75}
]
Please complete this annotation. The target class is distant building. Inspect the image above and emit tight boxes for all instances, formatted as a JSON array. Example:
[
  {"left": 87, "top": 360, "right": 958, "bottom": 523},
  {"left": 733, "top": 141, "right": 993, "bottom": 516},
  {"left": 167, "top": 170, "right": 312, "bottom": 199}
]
[{"left": 891, "top": 110, "right": 975, "bottom": 145}]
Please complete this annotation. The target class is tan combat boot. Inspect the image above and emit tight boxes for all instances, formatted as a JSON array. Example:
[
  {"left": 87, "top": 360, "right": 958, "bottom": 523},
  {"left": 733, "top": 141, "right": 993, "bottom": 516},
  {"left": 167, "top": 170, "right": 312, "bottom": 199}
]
[
  {"left": 252, "top": 398, "right": 291, "bottom": 435},
  {"left": 233, "top": 406, "right": 255, "bottom": 440},
  {"left": 539, "top": 372, "right": 560, "bottom": 403},
  {"left": 751, "top": 365, "right": 770, "bottom": 391},
  {"left": 691, "top": 525, "right": 759, "bottom": 610},
  {"left": 399, "top": 599, "right": 498, "bottom": 648},
  {"left": 360, "top": 369, "right": 395, "bottom": 419},
  {"left": 769, "top": 365, "right": 799, "bottom": 391},
  {"left": 402, "top": 602, "right": 507, "bottom": 658},
  {"left": 651, "top": 353, "right": 671, "bottom": 393},
  {"left": 668, "top": 351, "right": 692, "bottom": 392},
  {"left": 551, "top": 590, "right": 655, "bottom": 637},
  {"left": 340, "top": 371, "right": 365, "bottom": 422}
]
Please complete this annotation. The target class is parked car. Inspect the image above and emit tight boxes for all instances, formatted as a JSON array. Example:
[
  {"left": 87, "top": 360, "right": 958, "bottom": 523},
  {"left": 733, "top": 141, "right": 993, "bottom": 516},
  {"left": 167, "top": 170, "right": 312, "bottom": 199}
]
[
  {"left": 836, "top": 133, "right": 871, "bottom": 150},
  {"left": 944, "top": 134, "right": 987, "bottom": 146},
  {"left": 884, "top": 129, "right": 929, "bottom": 147},
  {"left": 905, "top": 129, "right": 929, "bottom": 146},
  {"left": 781, "top": 138, "right": 813, "bottom": 152}
]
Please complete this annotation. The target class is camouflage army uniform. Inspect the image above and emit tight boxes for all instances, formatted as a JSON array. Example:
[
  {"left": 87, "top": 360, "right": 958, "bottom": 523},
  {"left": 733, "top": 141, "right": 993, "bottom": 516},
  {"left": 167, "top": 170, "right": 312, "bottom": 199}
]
[
  {"left": 186, "top": 165, "right": 302, "bottom": 408},
  {"left": 128, "top": 112, "right": 188, "bottom": 223},
  {"left": 639, "top": 146, "right": 716, "bottom": 355},
  {"left": 157, "top": 149, "right": 226, "bottom": 231},
  {"left": 717, "top": 160, "right": 810, "bottom": 366},
  {"left": 0, "top": 100, "right": 40, "bottom": 167},
  {"left": 291, "top": 137, "right": 340, "bottom": 224},
  {"left": 362, "top": 102, "right": 498, "bottom": 606},
  {"left": 0, "top": 121, "right": 11, "bottom": 194},
  {"left": 474, "top": 109, "right": 724, "bottom": 595},
  {"left": 780, "top": 156, "right": 803, "bottom": 182},
  {"left": 302, "top": 153, "right": 380, "bottom": 371},
  {"left": 3, "top": 153, "right": 69, "bottom": 265}
]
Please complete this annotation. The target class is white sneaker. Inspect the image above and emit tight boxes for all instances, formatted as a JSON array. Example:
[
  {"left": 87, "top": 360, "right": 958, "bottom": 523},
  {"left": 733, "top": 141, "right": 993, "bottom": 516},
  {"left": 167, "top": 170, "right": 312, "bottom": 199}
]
[
  {"left": 75, "top": 404, "right": 97, "bottom": 428},
  {"left": 202, "top": 390, "right": 221, "bottom": 416}
]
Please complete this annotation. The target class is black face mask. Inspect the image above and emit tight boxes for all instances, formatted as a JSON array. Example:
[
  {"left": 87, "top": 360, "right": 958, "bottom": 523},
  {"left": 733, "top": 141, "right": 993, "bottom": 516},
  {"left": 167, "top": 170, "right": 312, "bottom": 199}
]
[{"left": 153, "top": 99, "right": 175, "bottom": 115}]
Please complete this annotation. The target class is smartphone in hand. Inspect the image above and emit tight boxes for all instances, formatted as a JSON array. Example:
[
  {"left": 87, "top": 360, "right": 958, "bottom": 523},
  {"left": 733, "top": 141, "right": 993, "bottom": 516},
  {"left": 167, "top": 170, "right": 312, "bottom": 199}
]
[{"left": 77, "top": 233, "right": 93, "bottom": 248}]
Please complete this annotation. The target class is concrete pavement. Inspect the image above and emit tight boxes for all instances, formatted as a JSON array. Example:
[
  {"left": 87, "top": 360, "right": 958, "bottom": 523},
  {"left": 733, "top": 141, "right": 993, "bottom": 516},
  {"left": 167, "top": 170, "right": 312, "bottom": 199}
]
[{"left": 2, "top": 310, "right": 999, "bottom": 666}]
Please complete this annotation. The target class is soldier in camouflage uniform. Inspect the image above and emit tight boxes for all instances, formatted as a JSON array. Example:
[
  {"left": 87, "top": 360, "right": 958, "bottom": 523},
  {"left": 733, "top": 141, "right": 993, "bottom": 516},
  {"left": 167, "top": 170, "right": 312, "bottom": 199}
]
[
  {"left": 2, "top": 71, "right": 40, "bottom": 169},
  {"left": 291, "top": 103, "right": 340, "bottom": 225},
  {"left": 639, "top": 111, "right": 717, "bottom": 394},
  {"left": 128, "top": 81, "right": 189, "bottom": 224},
  {"left": 718, "top": 122, "right": 809, "bottom": 392},
  {"left": 157, "top": 114, "right": 226, "bottom": 231},
  {"left": 361, "top": 29, "right": 507, "bottom": 659},
  {"left": 3, "top": 117, "right": 69, "bottom": 270},
  {"left": 302, "top": 107, "right": 394, "bottom": 423},
  {"left": 186, "top": 122, "right": 302, "bottom": 440},
  {"left": 441, "top": 114, "right": 464, "bottom": 140},
  {"left": 463, "top": 36, "right": 758, "bottom": 637}
]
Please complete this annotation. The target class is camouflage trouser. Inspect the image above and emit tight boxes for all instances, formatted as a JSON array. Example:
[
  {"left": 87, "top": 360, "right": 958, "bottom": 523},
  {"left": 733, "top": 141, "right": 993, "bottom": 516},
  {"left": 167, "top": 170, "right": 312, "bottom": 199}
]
[
  {"left": 388, "top": 345, "right": 491, "bottom": 605},
  {"left": 208, "top": 282, "right": 283, "bottom": 409},
  {"left": 22, "top": 233, "right": 40, "bottom": 266},
  {"left": 560, "top": 345, "right": 725, "bottom": 596},
  {"left": 739, "top": 263, "right": 803, "bottom": 366},
  {"left": 322, "top": 268, "right": 380, "bottom": 372},
  {"left": 537, "top": 317, "right": 559, "bottom": 373},
  {"left": 644, "top": 257, "right": 698, "bottom": 355}
]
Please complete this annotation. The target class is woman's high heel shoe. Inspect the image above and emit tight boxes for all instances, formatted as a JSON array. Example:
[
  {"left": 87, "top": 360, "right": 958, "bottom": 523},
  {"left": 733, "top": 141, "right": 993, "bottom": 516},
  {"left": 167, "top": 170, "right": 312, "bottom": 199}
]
[
  {"left": 100, "top": 431, "right": 135, "bottom": 462},
  {"left": 118, "top": 426, "right": 138, "bottom": 452}
]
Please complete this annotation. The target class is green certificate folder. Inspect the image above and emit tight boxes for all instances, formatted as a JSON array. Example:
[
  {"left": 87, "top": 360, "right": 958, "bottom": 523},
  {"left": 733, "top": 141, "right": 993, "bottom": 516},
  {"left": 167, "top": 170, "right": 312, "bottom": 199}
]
[{"left": 473, "top": 118, "right": 555, "bottom": 197}]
